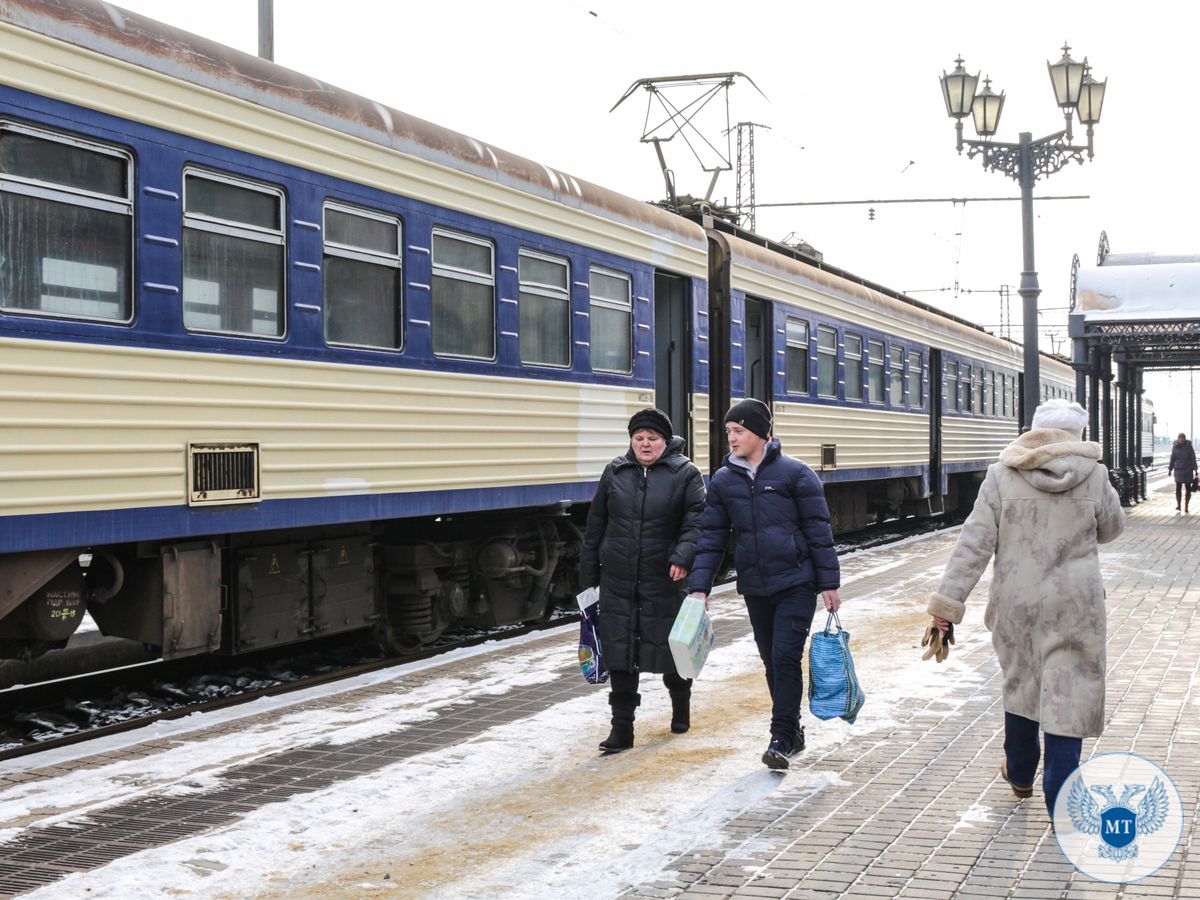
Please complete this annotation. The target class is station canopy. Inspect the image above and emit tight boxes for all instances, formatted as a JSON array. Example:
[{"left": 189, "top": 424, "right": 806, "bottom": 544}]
[{"left": 1075, "top": 252, "right": 1200, "bottom": 323}]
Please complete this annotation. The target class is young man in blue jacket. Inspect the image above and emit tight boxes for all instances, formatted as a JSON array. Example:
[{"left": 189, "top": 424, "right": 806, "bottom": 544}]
[{"left": 689, "top": 398, "right": 841, "bottom": 769}]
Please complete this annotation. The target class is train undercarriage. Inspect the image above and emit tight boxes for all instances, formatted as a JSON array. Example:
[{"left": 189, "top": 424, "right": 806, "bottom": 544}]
[{"left": 0, "top": 509, "right": 583, "bottom": 663}]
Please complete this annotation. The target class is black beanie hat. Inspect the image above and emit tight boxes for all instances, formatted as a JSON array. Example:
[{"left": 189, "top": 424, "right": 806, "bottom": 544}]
[
  {"left": 724, "top": 398, "right": 772, "bottom": 439},
  {"left": 628, "top": 407, "right": 673, "bottom": 440}
]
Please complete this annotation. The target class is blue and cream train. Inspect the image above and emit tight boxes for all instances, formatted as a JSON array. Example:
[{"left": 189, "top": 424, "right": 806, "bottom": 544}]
[{"left": 0, "top": 0, "right": 1077, "bottom": 660}]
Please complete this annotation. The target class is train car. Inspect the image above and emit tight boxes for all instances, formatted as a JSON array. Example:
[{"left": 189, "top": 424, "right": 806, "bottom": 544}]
[
  {"left": 1141, "top": 398, "right": 1156, "bottom": 466},
  {"left": 701, "top": 222, "right": 1034, "bottom": 530},
  {"left": 0, "top": 0, "right": 709, "bottom": 660}
]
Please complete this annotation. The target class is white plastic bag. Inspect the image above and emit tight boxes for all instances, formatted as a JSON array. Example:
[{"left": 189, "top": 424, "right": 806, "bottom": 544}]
[
  {"left": 576, "top": 587, "right": 599, "bottom": 611},
  {"left": 668, "top": 595, "right": 716, "bottom": 678}
]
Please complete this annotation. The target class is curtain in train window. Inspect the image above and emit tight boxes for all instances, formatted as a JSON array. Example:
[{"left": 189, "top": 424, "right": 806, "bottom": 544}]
[
  {"left": 183, "top": 171, "right": 284, "bottom": 337},
  {"left": 589, "top": 268, "right": 631, "bottom": 374},
  {"left": 323, "top": 204, "right": 402, "bottom": 349},
  {"left": 0, "top": 127, "right": 132, "bottom": 321},
  {"left": 844, "top": 334, "right": 863, "bottom": 401},
  {"left": 816, "top": 325, "right": 837, "bottom": 397},
  {"left": 432, "top": 230, "right": 495, "bottom": 359},
  {"left": 785, "top": 318, "right": 809, "bottom": 395},
  {"left": 520, "top": 251, "right": 570, "bottom": 367},
  {"left": 867, "top": 339, "right": 885, "bottom": 403},
  {"left": 889, "top": 345, "right": 904, "bottom": 406}
]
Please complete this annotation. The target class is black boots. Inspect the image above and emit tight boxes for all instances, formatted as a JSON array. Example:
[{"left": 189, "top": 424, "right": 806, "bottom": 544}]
[
  {"left": 598, "top": 690, "right": 640, "bottom": 753},
  {"left": 668, "top": 682, "right": 692, "bottom": 734}
]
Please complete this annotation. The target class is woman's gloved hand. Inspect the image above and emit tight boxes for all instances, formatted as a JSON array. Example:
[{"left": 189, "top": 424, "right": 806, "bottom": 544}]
[{"left": 921, "top": 620, "right": 955, "bottom": 663}]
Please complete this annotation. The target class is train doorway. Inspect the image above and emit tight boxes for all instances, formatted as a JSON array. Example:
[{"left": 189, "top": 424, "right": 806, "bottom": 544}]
[
  {"left": 743, "top": 296, "right": 772, "bottom": 405},
  {"left": 929, "top": 347, "right": 944, "bottom": 503},
  {"left": 654, "top": 272, "right": 691, "bottom": 447}
]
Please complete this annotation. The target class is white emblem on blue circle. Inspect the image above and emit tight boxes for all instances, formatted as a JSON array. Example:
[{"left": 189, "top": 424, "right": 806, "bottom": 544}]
[{"left": 1054, "top": 752, "right": 1183, "bottom": 882}]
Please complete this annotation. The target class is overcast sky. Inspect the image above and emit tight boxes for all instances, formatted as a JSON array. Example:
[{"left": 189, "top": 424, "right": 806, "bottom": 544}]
[{"left": 111, "top": 0, "right": 1200, "bottom": 439}]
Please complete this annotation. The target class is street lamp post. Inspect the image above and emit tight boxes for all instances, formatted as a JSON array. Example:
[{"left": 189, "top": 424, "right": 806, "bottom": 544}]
[{"left": 940, "top": 45, "right": 1106, "bottom": 429}]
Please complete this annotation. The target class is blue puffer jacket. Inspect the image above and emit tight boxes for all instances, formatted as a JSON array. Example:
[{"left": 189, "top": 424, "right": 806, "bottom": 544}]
[{"left": 689, "top": 438, "right": 840, "bottom": 597}]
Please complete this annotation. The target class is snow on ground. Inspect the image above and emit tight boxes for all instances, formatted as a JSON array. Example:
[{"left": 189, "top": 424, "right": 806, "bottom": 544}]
[{"left": 11, "top": 529, "right": 992, "bottom": 899}]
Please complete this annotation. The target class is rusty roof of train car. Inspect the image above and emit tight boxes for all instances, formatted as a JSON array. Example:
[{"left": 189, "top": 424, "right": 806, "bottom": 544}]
[{"left": 0, "top": 0, "right": 706, "bottom": 247}]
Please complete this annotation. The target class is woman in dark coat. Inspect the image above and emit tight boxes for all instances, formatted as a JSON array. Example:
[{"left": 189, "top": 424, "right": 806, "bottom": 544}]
[
  {"left": 1169, "top": 433, "right": 1197, "bottom": 513},
  {"left": 580, "top": 408, "right": 707, "bottom": 753}
]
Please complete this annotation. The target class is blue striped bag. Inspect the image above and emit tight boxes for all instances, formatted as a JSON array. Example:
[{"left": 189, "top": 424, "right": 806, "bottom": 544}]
[{"left": 808, "top": 612, "right": 865, "bottom": 724}]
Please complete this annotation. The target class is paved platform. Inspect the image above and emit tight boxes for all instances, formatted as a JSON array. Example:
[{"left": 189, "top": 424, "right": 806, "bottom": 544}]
[
  {"left": 620, "top": 479, "right": 1200, "bottom": 900},
  {"left": 0, "top": 478, "right": 1195, "bottom": 898}
]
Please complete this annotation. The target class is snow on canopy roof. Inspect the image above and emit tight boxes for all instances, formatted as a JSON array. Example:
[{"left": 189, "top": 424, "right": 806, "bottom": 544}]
[{"left": 1074, "top": 260, "right": 1200, "bottom": 322}]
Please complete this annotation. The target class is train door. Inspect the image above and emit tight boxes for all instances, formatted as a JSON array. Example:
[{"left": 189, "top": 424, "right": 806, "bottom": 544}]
[
  {"left": 929, "top": 348, "right": 943, "bottom": 504},
  {"left": 654, "top": 272, "right": 691, "bottom": 448},
  {"left": 743, "top": 296, "right": 773, "bottom": 405}
]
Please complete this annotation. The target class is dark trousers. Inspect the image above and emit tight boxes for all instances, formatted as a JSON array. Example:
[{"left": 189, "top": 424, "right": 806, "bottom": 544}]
[
  {"left": 1175, "top": 481, "right": 1193, "bottom": 508},
  {"left": 745, "top": 585, "right": 818, "bottom": 740},
  {"left": 1004, "top": 711, "right": 1083, "bottom": 814},
  {"left": 609, "top": 669, "right": 691, "bottom": 697}
]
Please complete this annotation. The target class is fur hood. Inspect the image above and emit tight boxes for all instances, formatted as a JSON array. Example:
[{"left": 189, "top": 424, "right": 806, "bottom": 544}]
[{"left": 998, "top": 428, "right": 1102, "bottom": 494}]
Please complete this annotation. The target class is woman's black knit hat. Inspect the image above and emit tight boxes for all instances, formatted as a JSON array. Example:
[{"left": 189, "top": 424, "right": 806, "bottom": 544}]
[{"left": 628, "top": 407, "right": 673, "bottom": 440}]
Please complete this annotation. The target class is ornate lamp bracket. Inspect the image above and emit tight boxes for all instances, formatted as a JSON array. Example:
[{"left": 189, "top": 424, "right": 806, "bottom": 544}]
[{"left": 964, "top": 132, "right": 1086, "bottom": 184}]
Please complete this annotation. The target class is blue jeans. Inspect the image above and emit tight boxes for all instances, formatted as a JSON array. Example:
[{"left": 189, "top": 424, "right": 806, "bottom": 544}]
[
  {"left": 1005, "top": 711, "right": 1083, "bottom": 814},
  {"left": 745, "top": 585, "right": 818, "bottom": 740}
]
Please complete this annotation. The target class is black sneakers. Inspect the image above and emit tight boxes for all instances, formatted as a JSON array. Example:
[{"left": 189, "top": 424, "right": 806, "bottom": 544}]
[{"left": 762, "top": 727, "right": 805, "bottom": 770}]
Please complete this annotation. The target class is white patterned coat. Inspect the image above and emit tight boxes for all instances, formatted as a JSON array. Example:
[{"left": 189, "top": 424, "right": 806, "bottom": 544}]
[{"left": 927, "top": 428, "right": 1125, "bottom": 738}]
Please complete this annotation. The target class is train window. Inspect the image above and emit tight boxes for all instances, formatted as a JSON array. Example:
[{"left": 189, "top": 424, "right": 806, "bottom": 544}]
[
  {"left": 844, "top": 334, "right": 863, "bottom": 401},
  {"left": 816, "top": 325, "right": 837, "bottom": 397},
  {"left": 983, "top": 370, "right": 993, "bottom": 415},
  {"left": 0, "top": 125, "right": 132, "bottom": 322},
  {"left": 945, "top": 361, "right": 959, "bottom": 412},
  {"left": 889, "top": 345, "right": 904, "bottom": 406},
  {"left": 323, "top": 203, "right": 402, "bottom": 350},
  {"left": 786, "top": 318, "right": 809, "bottom": 395},
  {"left": 990, "top": 371, "right": 998, "bottom": 415},
  {"left": 589, "top": 267, "right": 632, "bottom": 373},
  {"left": 1002, "top": 375, "right": 1011, "bottom": 417},
  {"left": 433, "top": 229, "right": 495, "bottom": 360},
  {"left": 183, "top": 170, "right": 284, "bottom": 337},
  {"left": 867, "top": 339, "right": 885, "bottom": 403},
  {"left": 963, "top": 366, "right": 975, "bottom": 412},
  {"left": 906, "top": 350, "right": 922, "bottom": 408},
  {"left": 519, "top": 251, "right": 570, "bottom": 367},
  {"left": 975, "top": 371, "right": 984, "bottom": 411}
]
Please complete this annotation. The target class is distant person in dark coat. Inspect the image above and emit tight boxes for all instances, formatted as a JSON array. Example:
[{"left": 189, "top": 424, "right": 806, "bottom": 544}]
[
  {"left": 688, "top": 399, "right": 841, "bottom": 770},
  {"left": 580, "top": 408, "right": 706, "bottom": 753},
  {"left": 1168, "top": 433, "right": 1197, "bottom": 513}
]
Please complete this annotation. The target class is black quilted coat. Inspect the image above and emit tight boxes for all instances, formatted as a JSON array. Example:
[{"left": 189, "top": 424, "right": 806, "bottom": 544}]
[{"left": 580, "top": 437, "right": 707, "bottom": 674}]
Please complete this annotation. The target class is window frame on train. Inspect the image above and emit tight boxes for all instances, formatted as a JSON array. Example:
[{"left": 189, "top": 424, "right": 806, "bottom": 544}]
[
  {"left": 322, "top": 201, "right": 403, "bottom": 352},
  {"left": 963, "top": 365, "right": 975, "bottom": 413},
  {"left": 0, "top": 121, "right": 134, "bottom": 324},
  {"left": 785, "top": 317, "right": 810, "bottom": 396},
  {"left": 906, "top": 349, "right": 923, "bottom": 409},
  {"left": 945, "top": 360, "right": 960, "bottom": 412},
  {"left": 844, "top": 332, "right": 863, "bottom": 402},
  {"left": 588, "top": 266, "right": 632, "bottom": 374},
  {"left": 816, "top": 324, "right": 837, "bottom": 398},
  {"left": 181, "top": 168, "right": 287, "bottom": 339},
  {"left": 518, "top": 249, "right": 571, "bottom": 369},
  {"left": 431, "top": 228, "right": 496, "bottom": 361},
  {"left": 867, "top": 338, "right": 885, "bottom": 404}
]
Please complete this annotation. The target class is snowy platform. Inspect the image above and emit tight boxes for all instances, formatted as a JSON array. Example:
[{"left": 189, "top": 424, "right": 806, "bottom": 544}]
[{"left": 2, "top": 481, "right": 1199, "bottom": 899}]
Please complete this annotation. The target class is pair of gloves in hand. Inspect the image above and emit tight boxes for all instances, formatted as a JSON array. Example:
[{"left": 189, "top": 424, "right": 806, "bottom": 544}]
[{"left": 921, "top": 621, "right": 955, "bottom": 663}]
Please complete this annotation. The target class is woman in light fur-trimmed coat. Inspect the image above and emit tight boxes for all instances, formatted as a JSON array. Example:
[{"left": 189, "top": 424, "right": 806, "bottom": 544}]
[{"left": 927, "top": 398, "right": 1124, "bottom": 814}]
